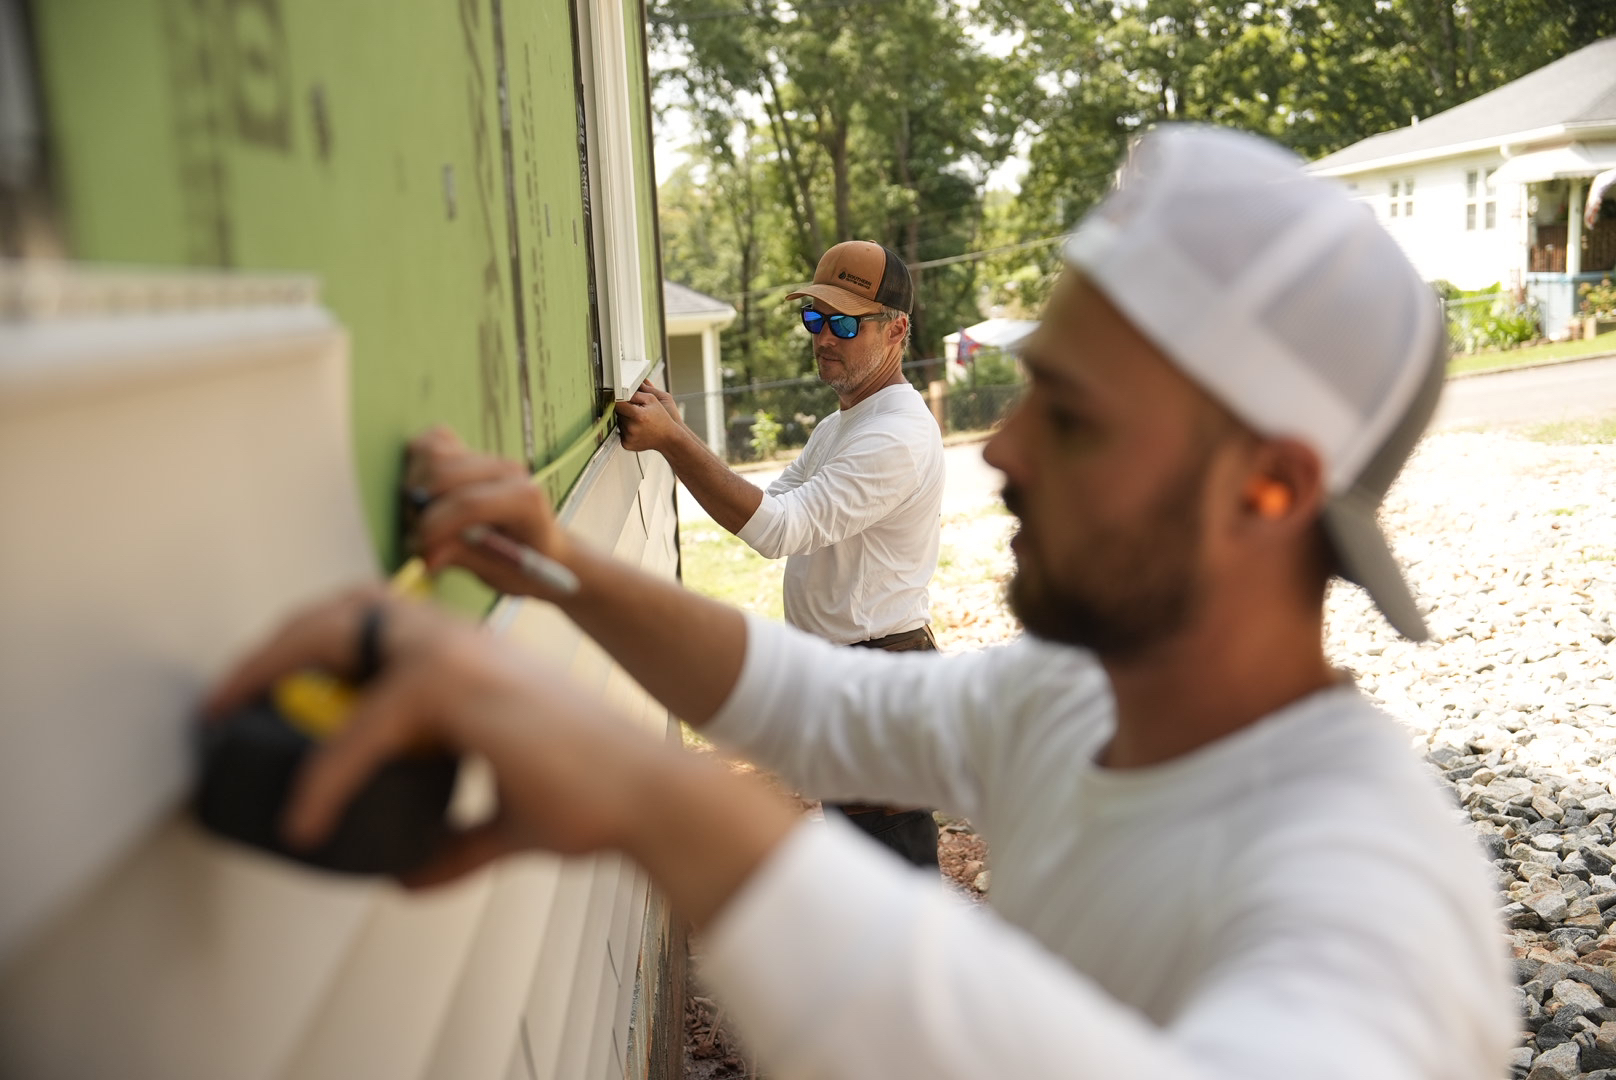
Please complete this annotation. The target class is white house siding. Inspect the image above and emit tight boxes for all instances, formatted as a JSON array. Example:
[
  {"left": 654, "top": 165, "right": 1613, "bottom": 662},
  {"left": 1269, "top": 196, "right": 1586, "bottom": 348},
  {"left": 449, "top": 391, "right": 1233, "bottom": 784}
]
[
  {"left": 0, "top": 287, "right": 682, "bottom": 1080},
  {"left": 1342, "top": 153, "right": 1524, "bottom": 289}
]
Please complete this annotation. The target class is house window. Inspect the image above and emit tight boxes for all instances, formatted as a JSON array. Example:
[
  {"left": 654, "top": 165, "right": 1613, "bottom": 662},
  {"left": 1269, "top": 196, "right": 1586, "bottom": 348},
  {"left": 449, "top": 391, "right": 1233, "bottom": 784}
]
[
  {"left": 1466, "top": 169, "right": 1497, "bottom": 231},
  {"left": 1388, "top": 178, "right": 1414, "bottom": 218}
]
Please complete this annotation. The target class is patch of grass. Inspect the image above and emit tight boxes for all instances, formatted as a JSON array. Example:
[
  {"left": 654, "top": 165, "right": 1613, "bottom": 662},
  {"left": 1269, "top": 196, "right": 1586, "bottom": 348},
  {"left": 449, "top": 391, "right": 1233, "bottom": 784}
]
[
  {"left": 1548, "top": 506, "right": 1583, "bottom": 516},
  {"left": 678, "top": 519, "right": 784, "bottom": 620},
  {"left": 1449, "top": 331, "right": 1616, "bottom": 375},
  {"left": 1523, "top": 416, "right": 1616, "bottom": 445}
]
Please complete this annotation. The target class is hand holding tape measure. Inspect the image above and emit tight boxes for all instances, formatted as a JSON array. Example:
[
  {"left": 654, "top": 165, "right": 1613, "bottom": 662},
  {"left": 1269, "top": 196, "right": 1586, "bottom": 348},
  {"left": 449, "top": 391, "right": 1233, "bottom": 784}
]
[
  {"left": 195, "top": 585, "right": 459, "bottom": 876},
  {"left": 194, "top": 430, "right": 585, "bottom": 876}
]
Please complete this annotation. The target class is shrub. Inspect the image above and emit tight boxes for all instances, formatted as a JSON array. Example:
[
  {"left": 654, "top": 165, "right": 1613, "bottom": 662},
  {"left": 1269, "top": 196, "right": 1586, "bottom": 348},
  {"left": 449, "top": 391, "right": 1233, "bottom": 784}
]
[
  {"left": 969, "top": 350, "right": 1023, "bottom": 387},
  {"left": 1580, "top": 277, "right": 1616, "bottom": 318},
  {"left": 748, "top": 410, "right": 782, "bottom": 460},
  {"left": 1472, "top": 303, "right": 1539, "bottom": 350},
  {"left": 1443, "top": 283, "right": 1539, "bottom": 352}
]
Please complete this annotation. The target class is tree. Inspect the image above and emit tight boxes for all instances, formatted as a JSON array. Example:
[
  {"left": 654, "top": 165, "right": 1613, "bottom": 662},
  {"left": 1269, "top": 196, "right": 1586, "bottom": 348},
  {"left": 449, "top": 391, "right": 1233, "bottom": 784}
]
[
  {"left": 651, "top": 0, "right": 1017, "bottom": 367},
  {"left": 979, "top": 0, "right": 1615, "bottom": 243}
]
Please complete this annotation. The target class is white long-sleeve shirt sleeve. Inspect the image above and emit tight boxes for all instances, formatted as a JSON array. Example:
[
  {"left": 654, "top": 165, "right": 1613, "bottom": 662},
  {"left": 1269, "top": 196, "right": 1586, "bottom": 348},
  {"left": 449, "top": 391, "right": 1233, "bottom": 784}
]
[
  {"left": 737, "top": 426, "right": 924, "bottom": 559},
  {"left": 730, "top": 385, "right": 944, "bottom": 643},
  {"left": 706, "top": 615, "right": 1089, "bottom": 819},
  {"left": 700, "top": 616, "right": 1514, "bottom": 1080},
  {"left": 701, "top": 818, "right": 1509, "bottom": 1080}
]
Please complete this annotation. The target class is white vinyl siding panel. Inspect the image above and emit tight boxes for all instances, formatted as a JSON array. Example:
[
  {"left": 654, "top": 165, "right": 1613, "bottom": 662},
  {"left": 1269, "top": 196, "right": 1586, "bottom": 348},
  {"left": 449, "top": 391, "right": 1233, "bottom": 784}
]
[{"left": 0, "top": 284, "right": 681, "bottom": 1080}]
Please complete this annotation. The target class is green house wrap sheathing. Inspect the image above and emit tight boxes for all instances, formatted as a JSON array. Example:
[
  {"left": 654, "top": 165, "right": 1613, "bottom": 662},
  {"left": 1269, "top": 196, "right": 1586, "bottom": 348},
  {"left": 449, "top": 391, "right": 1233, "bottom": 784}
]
[{"left": 31, "top": 0, "right": 646, "bottom": 571}]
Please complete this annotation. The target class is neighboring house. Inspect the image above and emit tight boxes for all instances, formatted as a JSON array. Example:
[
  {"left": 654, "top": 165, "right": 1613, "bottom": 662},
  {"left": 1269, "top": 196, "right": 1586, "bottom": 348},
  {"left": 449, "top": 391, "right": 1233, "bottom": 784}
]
[
  {"left": 943, "top": 318, "right": 1037, "bottom": 383},
  {"left": 1308, "top": 37, "right": 1616, "bottom": 337},
  {"left": 663, "top": 281, "right": 737, "bottom": 455},
  {"left": 0, "top": 2, "right": 683, "bottom": 1079}
]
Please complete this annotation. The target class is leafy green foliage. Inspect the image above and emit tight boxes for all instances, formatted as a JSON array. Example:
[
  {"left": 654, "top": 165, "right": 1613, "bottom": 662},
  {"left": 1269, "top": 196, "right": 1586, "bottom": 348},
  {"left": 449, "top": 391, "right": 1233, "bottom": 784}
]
[
  {"left": 748, "top": 410, "right": 783, "bottom": 460},
  {"left": 974, "top": 0, "right": 1616, "bottom": 242},
  {"left": 656, "top": 0, "right": 1608, "bottom": 393},
  {"left": 1443, "top": 284, "right": 1541, "bottom": 353},
  {"left": 652, "top": 0, "right": 1017, "bottom": 372},
  {"left": 968, "top": 350, "right": 1022, "bottom": 388},
  {"left": 1580, "top": 278, "right": 1616, "bottom": 318}
]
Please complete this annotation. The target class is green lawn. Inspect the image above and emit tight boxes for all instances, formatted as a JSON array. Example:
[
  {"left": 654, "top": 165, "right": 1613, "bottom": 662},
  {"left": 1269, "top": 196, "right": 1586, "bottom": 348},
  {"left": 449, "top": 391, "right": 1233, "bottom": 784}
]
[
  {"left": 1449, "top": 331, "right": 1616, "bottom": 376},
  {"left": 1523, "top": 415, "right": 1616, "bottom": 445},
  {"left": 678, "top": 501, "right": 1021, "bottom": 649},
  {"left": 678, "top": 518, "right": 784, "bottom": 619}
]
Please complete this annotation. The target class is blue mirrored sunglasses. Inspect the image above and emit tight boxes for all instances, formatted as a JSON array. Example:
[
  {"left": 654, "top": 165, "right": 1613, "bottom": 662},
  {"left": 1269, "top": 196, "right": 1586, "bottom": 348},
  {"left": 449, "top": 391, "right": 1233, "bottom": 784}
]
[{"left": 801, "top": 309, "right": 884, "bottom": 339}]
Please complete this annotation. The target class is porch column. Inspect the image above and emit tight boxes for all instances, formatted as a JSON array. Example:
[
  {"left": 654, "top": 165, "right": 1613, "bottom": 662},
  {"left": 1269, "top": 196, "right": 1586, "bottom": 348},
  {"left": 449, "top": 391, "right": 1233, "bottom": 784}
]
[
  {"left": 701, "top": 325, "right": 725, "bottom": 457},
  {"left": 1569, "top": 177, "right": 1585, "bottom": 277}
]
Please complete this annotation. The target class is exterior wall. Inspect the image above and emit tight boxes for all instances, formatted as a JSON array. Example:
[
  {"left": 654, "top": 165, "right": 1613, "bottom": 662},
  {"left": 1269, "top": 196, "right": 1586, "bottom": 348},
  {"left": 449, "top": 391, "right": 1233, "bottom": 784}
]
[
  {"left": 0, "top": 280, "right": 682, "bottom": 1080},
  {"left": 1341, "top": 153, "right": 1523, "bottom": 289},
  {"left": 666, "top": 332, "right": 711, "bottom": 447},
  {"left": 32, "top": 0, "right": 608, "bottom": 566},
  {"left": 9, "top": 1, "right": 683, "bottom": 1076}
]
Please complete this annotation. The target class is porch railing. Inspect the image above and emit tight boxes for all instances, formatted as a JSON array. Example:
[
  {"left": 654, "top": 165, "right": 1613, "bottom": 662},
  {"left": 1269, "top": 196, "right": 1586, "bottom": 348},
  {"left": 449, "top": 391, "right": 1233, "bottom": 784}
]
[{"left": 1531, "top": 220, "right": 1616, "bottom": 274}]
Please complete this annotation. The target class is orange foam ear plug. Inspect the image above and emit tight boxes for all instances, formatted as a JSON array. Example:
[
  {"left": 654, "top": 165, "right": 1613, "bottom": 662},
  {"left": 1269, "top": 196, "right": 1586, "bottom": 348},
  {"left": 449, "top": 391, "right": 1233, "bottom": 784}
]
[{"left": 1250, "top": 481, "right": 1292, "bottom": 519}]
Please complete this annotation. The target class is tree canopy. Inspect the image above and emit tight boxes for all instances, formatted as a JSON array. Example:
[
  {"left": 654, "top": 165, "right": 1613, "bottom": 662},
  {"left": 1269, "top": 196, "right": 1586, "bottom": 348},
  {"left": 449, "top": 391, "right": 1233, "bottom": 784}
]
[{"left": 653, "top": 0, "right": 1616, "bottom": 380}]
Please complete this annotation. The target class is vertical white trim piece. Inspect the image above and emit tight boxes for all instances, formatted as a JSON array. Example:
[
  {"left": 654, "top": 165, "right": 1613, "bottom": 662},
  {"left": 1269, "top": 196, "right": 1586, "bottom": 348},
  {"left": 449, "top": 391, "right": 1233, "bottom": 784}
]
[
  {"left": 1569, "top": 177, "right": 1586, "bottom": 277},
  {"left": 579, "top": 0, "right": 651, "bottom": 397},
  {"left": 701, "top": 325, "right": 724, "bottom": 457}
]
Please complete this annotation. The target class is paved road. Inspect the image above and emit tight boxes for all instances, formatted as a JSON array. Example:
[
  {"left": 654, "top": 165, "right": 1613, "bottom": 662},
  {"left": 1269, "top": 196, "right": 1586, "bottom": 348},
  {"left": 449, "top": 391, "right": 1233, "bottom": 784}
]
[
  {"left": 1434, "top": 355, "right": 1616, "bottom": 431},
  {"left": 679, "top": 357, "right": 1616, "bottom": 524}
]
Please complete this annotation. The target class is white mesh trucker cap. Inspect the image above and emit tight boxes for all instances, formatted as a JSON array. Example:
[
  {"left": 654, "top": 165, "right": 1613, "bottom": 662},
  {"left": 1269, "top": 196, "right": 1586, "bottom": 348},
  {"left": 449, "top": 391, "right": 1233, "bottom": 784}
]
[{"left": 1063, "top": 125, "right": 1445, "bottom": 640}]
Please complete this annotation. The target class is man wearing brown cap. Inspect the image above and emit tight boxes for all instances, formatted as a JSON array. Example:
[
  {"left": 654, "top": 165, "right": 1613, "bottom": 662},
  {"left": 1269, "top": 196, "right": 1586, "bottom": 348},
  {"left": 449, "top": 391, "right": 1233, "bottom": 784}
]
[{"left": 615, "top": 241, "right": 946, "bottom": 867}]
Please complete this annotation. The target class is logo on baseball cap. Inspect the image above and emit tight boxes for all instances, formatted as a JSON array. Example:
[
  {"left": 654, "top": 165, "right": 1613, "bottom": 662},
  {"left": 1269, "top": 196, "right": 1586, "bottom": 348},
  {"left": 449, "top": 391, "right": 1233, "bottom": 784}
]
[{"left": 785, "top": 241, "right": 914, "bottom": 316}]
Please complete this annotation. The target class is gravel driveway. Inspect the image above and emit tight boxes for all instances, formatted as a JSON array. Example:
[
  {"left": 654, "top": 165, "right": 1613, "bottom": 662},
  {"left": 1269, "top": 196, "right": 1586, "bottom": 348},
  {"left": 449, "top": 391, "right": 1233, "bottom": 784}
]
[{"left": 935, "top": 423, "right": 1616, "bottom": 1078}]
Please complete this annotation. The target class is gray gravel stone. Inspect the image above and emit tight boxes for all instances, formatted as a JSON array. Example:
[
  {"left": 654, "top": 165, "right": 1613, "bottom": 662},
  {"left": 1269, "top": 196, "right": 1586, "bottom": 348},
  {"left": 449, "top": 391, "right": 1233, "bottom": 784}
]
[
  {"left": 1531, "top": 892, "right": 1572, "bottom": 925},
  {"left": 1530, "top": 1040, "right": 1584, "bottom": 1078},
  {"left": 1578, "top": 970, "right": 1616, "bottom": 1006},
  {"left": 1552, "top": 979, "right": 1606, "bottom": 1017},
  {"left": 1310, "top": 432, "right": 1616, "bottom": 1073}
]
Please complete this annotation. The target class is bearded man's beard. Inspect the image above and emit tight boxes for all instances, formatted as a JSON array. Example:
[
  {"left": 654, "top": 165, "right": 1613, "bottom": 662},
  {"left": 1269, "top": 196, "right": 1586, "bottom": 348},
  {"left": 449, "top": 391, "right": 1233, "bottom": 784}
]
[
  {"left": 816, "top": 355, "right": 857, "bottom": 395},
  {"left": 1004, "top": 453, "right": 1214, "bottom": 659}
]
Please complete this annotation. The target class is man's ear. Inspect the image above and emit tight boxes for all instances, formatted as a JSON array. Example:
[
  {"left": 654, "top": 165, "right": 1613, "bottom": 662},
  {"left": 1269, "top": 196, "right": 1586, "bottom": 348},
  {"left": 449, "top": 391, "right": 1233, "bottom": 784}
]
[
  {"left": 888, "top": 314, "right": 909, "bottom": 346},
  {"left": 1238, "top": 438, "right": 1327, "bottom": 529}
]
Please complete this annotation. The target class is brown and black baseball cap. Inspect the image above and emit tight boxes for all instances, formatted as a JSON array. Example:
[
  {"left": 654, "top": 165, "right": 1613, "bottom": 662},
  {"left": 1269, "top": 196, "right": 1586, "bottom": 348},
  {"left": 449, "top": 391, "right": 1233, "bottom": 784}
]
[{"left": 784, "top": 241, "right": 914, "bottom": 316}]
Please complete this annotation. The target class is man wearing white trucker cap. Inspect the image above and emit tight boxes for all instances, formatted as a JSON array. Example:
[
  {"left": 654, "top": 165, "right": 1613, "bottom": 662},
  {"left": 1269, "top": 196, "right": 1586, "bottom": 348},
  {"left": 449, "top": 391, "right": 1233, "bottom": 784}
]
[
  {"left": 242, "top": 125, "right": 1512, "bottom": 1079},
  {"left": 615, "top": 240, "right": 947, "bottom": 868}
]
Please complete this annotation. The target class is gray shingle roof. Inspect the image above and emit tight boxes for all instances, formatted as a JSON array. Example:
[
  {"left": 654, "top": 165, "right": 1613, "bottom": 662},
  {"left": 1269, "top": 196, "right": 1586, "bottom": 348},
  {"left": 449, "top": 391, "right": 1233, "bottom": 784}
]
[
  {"left": 1310, "top": 37, "right": 1616, "bottom": 174},
  {"left": 662, "top": 280, "right": 735, "bottom": 317}
]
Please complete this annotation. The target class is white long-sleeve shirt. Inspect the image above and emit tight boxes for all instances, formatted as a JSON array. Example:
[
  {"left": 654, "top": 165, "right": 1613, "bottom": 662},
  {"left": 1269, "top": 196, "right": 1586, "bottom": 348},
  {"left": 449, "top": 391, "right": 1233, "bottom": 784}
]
[
  {"left": 700, "top": 617, "right": 1515, "bottom": 1079},
  {"left": 736, "top": 383, "right": 943, "bottom": 644}
]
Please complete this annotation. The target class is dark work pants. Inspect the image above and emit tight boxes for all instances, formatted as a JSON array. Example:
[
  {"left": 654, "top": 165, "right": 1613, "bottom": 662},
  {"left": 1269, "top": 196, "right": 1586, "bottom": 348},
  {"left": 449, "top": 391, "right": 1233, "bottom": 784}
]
[{"left": 823, "top": 626, "right": 941, "bottom": 871}]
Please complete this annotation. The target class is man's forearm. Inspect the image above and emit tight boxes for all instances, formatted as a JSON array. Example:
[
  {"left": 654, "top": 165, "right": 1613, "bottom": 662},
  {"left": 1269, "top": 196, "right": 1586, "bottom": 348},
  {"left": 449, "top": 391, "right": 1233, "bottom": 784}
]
[
  {"left": 557, "top": 540, "right": 750, "bottom": 728},
  {"left": 657, "top": 427, "right": 765, "bottom": 535},
  {"left": 621, "top": 747, "right": 799, "bottom": 930}
]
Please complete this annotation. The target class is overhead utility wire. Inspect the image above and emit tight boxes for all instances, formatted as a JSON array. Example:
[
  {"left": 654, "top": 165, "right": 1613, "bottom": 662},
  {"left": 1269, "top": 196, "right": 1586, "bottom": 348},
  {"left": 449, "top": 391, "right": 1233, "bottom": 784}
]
[
  {"left": 909, "top": 234, "right": 1065, "bottom": 270},
  {"left": 710, "top": 233, "right": 1067, "bottom": 304},
  {"left": 650, "top": 0, "right": 900, "bottom": 24}
]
